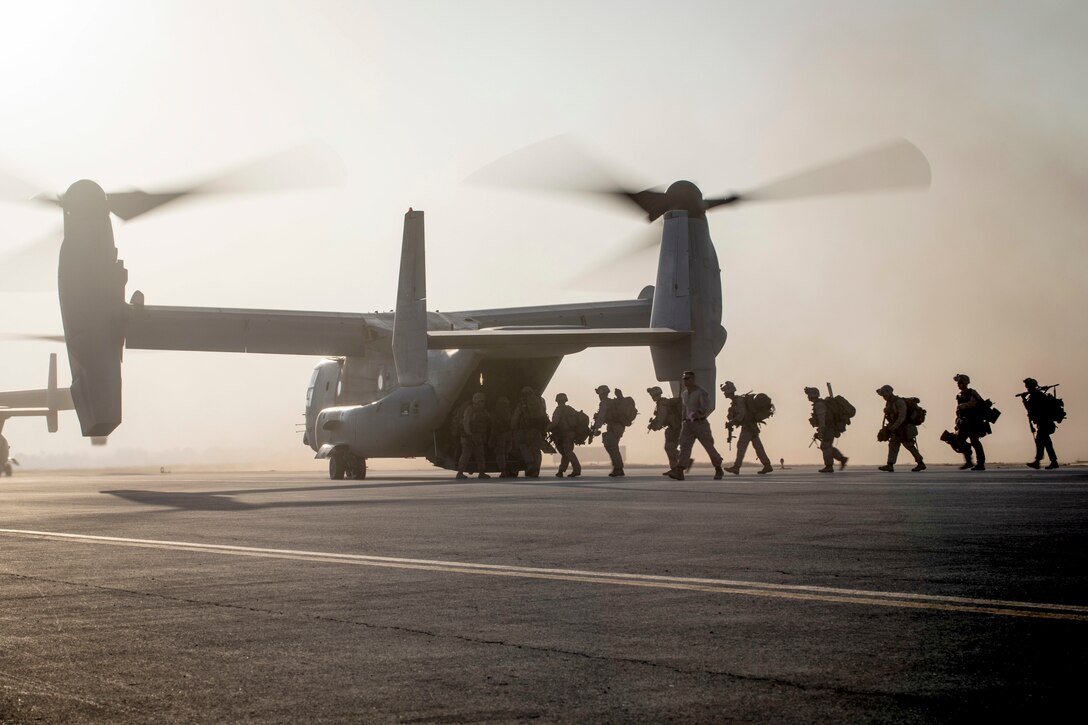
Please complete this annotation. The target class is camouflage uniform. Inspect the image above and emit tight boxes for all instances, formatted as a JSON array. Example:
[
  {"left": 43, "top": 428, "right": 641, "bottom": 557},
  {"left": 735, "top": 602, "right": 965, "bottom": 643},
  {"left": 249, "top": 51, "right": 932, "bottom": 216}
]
[
  {"left": 647, "top": 386, "right": 682, "bottom": 471},
  {"left": 490, "top": 397, "right": 513, "bottom": 477},
  {"left": 592, "top": 385, "right": 625, "bottom": 476},
  {"left": 807, "top": 387, "right": 847, "bottom": 473},
  {"left": 953, "top": 374, "right": 989, "bottom": 470},
  {"left": 513, "top": 386, "right": 547, "bottom": 478},
  {"left": 725, "top": 391, "right": 772, "bottom": 474},
  {"left": 456, "top": 394, "right": 491, "bottom": 479},
  {"left": 877, "top": 385, "right": 925, "bottom": 471},
  {"left": 549, "top": 395, "right": 581, "bottom": 478},
  {"left": 1022, "top": 378, "right": 1059, "bottom": 469}
]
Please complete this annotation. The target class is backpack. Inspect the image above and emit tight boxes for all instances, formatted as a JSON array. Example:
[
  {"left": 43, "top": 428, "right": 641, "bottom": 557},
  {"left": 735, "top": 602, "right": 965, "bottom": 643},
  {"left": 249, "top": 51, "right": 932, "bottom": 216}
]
[
  {"left": 572, "top": 409, "right": 591, "bottom": 445},
  {"left": 529, "top": 395, "right": 549, "bottom": 427},
  {"left": 904, "top": 397, "right": 926, "bottom": 426},
  {"left": 613, "top": 395, "right": 638, "bottom": 426},
  {"left": 825, "top": 395, "right": 856, "bottom": 435},
  {"left": 1040, "top": 392, "right": 1067, "bottom": 424},
  {"left": 745, "top": 393, "right": 775, "bottom": 424},
  {"left": 665, "top": 397, "right": 683, "bottom": 428}
]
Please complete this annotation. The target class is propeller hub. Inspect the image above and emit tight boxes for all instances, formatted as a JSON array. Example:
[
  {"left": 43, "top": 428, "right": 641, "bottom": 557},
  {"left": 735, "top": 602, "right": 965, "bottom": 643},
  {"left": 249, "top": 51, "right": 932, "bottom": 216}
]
[
  {"left": 61, "top": 180, "right": 109, "bottom": 218},
  {"left": 664, "top": 180, "right": 705, "bottom": 217}
]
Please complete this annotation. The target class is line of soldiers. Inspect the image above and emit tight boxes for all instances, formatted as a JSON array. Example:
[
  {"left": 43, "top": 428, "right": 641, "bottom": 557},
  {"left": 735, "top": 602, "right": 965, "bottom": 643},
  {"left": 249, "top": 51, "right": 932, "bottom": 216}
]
[{"left": 454, "top": 373, "right": 1065, "bottom": 479}]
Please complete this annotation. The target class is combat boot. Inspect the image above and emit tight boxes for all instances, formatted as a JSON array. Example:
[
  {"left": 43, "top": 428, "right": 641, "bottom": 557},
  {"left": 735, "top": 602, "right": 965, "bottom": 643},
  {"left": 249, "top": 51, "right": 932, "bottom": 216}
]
[
  {"left": 912, "top": 462, "right": 927, "bottom": 472},
  {"left": 667, "top": 467, "right": 684, "bottom": 481},
  {"left": 723, "top": 465, "right": 741, "bottom": 475},
  {"left": 456, "top": 472, "right": 468, "bottom": 480},
  {"left": 555, "top": 472, "right": 565, "bottom": 478},
  {"left": 478, "top": 472, "right": 491, "bottom": 479},
  {"left": 1026, "top": 460, "right": 1041, "bottom": 469},
  {"left": 878, "top": 464, "right": 894, "bottom": 472},
  {"left": 971, "top": 464, "right": 985, "bottom": 471},
  {"left": 818, "top": 466, "right": 834, "bottom": 473},
  {"left": 839, "top": 457, "right": 848, "bottom": 471},
  {"left": 608, "top": 469, "right": 625, "bottom": 477},
  {"left": 713, "top": 465, "right": 724, "bottom": 480},
  {"left": 959, "top": 460, "right": 974, "bottom": 470},
  {"left": 757, "top": 464, "right": 774, "bottom": 475},
  {"left": 1046, "top": 461, "right": 1060, "bottom": 470}
]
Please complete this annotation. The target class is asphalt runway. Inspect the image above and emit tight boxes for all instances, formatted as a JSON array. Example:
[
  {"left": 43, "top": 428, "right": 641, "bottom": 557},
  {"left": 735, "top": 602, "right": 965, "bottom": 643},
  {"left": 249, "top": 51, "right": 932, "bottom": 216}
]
[{"left": 1, "top": 465, "right": 1087, "bottom": 722}]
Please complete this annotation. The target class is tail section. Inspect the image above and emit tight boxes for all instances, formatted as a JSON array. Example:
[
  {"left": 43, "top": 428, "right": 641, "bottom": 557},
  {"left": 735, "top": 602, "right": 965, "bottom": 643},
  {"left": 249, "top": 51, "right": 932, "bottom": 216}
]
[
  {"left": 392, "top": 209, "right": 429, "bottom": 387},
  {"left": 649, "top": 210, "right": 726, "bottom": 407}
]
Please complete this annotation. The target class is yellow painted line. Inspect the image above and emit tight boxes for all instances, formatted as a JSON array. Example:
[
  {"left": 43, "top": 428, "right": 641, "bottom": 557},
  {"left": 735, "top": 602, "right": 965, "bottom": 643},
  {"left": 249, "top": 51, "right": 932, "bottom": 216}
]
[{"left": 1, "top": 528, "right": 1085, "bottom": 622}]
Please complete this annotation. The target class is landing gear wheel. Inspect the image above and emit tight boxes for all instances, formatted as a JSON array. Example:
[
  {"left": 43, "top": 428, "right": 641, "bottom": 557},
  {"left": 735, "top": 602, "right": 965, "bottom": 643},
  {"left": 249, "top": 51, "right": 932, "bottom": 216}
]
[
  {"left": 329, "top": 454, "right": 346, "bottom": 480},
  {"left": 349, "top": 456, "right": 367, "bottom": 480}
]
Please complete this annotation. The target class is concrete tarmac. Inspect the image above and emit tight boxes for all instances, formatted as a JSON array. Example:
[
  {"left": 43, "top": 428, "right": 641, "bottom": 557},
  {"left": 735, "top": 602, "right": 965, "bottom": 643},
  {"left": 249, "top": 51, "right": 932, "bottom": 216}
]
[{"left": 1, "top": 465, "right": 1087, "bottom": 722}]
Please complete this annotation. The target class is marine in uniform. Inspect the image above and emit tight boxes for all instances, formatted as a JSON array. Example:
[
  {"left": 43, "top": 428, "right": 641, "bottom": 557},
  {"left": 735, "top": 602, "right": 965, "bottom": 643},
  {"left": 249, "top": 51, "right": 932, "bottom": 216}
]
[
  {"left": 876, "top": 384, "right": 926, "bottom": 472},
  {"left": 549, "top": 393, "right": 581, "bottom": 478},
  {"left": 455, "top": 392, "right": 492, "bottom": 480},
  {"left": 1022, "top": 377, "right": 1060, "bottom": 469},
  {"left": 592, "top": 385, "right": 625, "bottom": 477},
  {"left": 647, "top": 386, "right": 682, "bottom": 474},
  {"left": 490, "top": 396, "right": 513, "bottom": 477},
  {"left": 667, "top": 371, "right": 724, "bottom": 481},
  {"left": 806, "top": 386, "right": 848, "bottom": 473},
  {"left": 513, "top": 386, "right": 547, "bottom": 478},
  {"left": 721, "top": 380, "right": 773, "bottom": 475},
  {"left": 952, "top": 373, "right": 989, "bottom": 471}
]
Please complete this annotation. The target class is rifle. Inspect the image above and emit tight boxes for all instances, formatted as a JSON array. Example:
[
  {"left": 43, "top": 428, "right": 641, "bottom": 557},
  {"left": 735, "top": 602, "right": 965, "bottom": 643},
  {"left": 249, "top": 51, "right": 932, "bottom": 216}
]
[
  {"left": 588, "top": 427, "right": 599, "bottom": 445},
  {"left": 808, "top": 433, "right": 819, "bottom": 448},
  {"left": 726, "top": 423, "right": 734, "bottom": 450}
]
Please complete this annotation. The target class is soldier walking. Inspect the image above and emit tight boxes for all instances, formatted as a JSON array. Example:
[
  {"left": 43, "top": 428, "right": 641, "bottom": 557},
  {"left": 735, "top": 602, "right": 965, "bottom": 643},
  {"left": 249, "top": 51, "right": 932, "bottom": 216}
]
[
  {"left": 455, "top": 393, "right": 492, "bottom": 480},
  {"left": 805, "top": 387, "right": 848, "bottom": 473},
  {"left": 952, "top": 373, "right": 990, "bottom": 471},
  {"left": 876, "top": 385, "right": 926, "bottom": 472},
  {"left": 1021, "top": 377, "right": 1062, "bottom": 469},
  {"left": 647, "top": 386, "right": 682, "bottom": 474},
  {"left": 549, "top": 393, "right": 581, "bottom": 478},
  {"left": 512, "top": 386, "right": 547, "bottom": 478},
  {"left": 667, "top": 371, "right": 725, "bottom": 480},
  {"left": 591, "top": 385, "right": 626, "bottom": 477},
  {"left": 490, "top": 396, "right": 513, "bottom": 478},
  {"left": 721, "top": 380, "right": 774, "bottom": 475}
]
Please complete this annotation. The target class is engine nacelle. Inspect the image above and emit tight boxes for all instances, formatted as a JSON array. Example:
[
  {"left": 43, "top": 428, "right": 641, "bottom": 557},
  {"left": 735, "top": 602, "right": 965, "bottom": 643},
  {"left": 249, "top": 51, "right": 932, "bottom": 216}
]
[{"left": 58, "top": 181, "right": 127, "bottom": 437}]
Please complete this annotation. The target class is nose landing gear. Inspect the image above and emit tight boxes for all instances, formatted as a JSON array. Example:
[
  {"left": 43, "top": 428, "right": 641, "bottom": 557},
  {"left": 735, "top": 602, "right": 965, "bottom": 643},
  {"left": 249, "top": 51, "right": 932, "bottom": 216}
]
[{"left": 328, "top": 449, "right": 366, "bottom": 480}]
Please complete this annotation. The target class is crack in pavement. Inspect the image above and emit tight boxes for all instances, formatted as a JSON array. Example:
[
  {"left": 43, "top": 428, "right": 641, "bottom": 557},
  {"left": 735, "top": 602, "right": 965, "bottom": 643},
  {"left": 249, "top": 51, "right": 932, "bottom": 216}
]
[{"left": 0, "top": 570, "right": 939, "bottom": 707}]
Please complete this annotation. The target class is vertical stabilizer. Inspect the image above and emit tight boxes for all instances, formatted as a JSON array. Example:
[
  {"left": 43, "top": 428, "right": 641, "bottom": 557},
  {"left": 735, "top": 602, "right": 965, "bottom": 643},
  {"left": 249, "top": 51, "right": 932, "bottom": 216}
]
[
  {"left": 393, "top": 209, "right": 429, "bottom": 387},
  {"left": 45, "top": 353, "right": 59, "bottom": 433},
  {"left": 649, "top": 210, "right": 726, "bottom": 409}
]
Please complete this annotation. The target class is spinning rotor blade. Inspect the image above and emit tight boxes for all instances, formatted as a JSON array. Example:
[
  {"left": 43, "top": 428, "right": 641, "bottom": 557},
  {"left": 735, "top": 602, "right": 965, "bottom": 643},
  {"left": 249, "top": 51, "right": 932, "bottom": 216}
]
[
  {"left": 467, "top": 135, "right": 655, "bottom": 217},
  {"left": 0, "top": 227, "right": 63, "bottom": 293},
  {"left": 727, "top": 139, "right": 931, "bottom": 205},
  {"left": 0, "top": 163, "right": 46, "bottom": 205},
  {"left": 105, "top": 141, "right": 347, "bottom": 221},
  {"left": 0, "top": 333, "right": 66, "bottom": 343}
]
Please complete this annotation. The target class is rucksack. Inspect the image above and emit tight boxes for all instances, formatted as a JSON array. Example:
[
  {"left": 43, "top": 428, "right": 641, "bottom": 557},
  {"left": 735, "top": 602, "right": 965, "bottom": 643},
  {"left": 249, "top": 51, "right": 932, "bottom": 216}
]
[
  {"left": 572, "top": 410, "right": 592, "bottom": 445},
  {"left": 825, "top": 395, "right": 856, "bottom": 435},
  {"left": 1040, "top": 393, "right": 1067, "bottom": 424},
  {"left": 613, "top": 396, "right": 638, "bottom": 426},
  {"left": 904, "top": 397, "right": 926, "bottom": 426},
  {"left": 665, "top": 397, "right": 683, "bottom": 428},
  {"left": 745, "top": 393, "right": 775, "bottom": 424}
]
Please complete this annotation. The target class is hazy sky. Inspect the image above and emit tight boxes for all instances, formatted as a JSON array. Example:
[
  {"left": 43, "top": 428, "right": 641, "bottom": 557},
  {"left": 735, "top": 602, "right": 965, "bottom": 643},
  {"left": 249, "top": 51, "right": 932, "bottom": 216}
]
[{"left": 2, "top": 0, "right": 1086, "bottom": 468}]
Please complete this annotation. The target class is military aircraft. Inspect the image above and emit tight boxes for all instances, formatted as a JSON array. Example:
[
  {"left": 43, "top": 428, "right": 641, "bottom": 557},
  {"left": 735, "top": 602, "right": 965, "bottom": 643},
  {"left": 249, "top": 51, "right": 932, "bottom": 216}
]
[
  {"left": 1, "top": 139, "right": 929, "bottom": 479},
  {"left": 0, "top": 353, "right": 79, "bottom": 476}
]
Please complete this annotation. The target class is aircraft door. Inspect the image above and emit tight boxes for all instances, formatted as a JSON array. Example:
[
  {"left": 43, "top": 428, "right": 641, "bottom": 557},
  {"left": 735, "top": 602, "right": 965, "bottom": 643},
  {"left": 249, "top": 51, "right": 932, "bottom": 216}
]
[{"left": 305, "top": 358, "right": 342, "bottom": 451}]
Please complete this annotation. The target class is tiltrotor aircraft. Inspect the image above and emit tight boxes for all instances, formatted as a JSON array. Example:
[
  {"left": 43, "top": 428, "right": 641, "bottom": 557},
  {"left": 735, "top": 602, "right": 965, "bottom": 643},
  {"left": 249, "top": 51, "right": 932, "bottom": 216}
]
[{"left": 1, "top": 140, "right": 928, "bottom": 479}]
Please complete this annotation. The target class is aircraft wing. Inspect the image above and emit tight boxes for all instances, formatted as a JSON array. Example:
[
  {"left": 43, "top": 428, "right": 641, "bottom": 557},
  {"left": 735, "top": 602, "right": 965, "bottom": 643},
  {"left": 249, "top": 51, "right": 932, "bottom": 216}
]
[
  {"left": 0, "top": 387, "right": 74, "bottom": 410},
  {"left": 427, "top": 327, "right": 688, "bottom": 354},
  {"left": 124, "top": 304, "right": 378, "bottom": 356}
]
